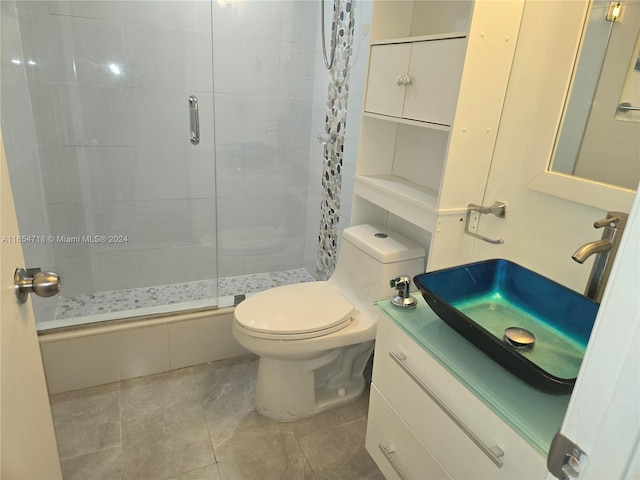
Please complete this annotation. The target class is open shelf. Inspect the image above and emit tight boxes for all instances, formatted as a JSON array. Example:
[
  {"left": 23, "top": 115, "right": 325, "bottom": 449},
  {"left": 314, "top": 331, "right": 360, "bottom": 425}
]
[
  {"left": 369, "top": 0, "right": 473, "bottom": 44},
  {"left": 354, "top": 174, "right": 440, "bottom": 231},
  {"left": 362, "top": 112, "right": 451, "bottom": 131},
  {"left": 370, "top": 31, "right": 467, "bottom": 46}
]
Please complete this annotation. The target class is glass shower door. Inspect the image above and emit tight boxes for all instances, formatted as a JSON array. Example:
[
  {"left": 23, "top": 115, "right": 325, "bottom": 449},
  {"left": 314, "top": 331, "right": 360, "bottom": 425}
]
[
  {"left": 1, "top": 0, "right": 218, "bottom": 329},
  {"left": 212, "top": 0, "right": 318, "bottom": 298}
]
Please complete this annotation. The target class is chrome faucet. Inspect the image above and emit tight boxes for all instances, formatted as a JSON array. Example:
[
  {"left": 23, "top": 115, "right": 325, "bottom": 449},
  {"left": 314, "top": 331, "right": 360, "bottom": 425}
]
[
  {"left": 572, "top": 239, "right": 612, "bottom": 263},
  {"left": 572, "top": 211, "right": 628, "bottom": 303},
  {"left": 389, "top": 276, "right": 417, "bottom": 309}
]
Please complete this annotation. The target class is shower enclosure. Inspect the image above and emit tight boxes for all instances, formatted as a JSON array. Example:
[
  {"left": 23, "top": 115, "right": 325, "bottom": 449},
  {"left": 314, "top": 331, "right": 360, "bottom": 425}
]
[{"left": 1, "top": 0, "right": 370, "bottom": 330}]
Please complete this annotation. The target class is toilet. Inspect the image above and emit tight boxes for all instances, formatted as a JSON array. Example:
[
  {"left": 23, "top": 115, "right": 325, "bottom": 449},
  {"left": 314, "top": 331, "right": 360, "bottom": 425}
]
[{"left": 232, "top": 223, "right": 425, "bottom": 421}]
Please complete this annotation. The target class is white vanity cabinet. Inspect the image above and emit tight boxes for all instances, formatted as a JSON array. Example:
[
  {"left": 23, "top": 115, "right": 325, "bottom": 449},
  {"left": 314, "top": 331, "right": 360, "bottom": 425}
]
[
  {"left": 365, "top": 37, "right": 466, "bottom": 126},
  {"left": 366, "top": 297, "right": 571, "bottom": 480},
  {"left": 352, "top": 0, "right": 526, "bottom": 270},
  {"left": 367, "top": 385, "right": 451, "bottom": 480}
]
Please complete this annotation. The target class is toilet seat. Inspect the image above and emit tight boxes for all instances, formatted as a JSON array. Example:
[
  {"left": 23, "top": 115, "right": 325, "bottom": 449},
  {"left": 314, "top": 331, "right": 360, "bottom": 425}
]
[{"left": 234, "top": 282, "right": 354, "bottom": 340}]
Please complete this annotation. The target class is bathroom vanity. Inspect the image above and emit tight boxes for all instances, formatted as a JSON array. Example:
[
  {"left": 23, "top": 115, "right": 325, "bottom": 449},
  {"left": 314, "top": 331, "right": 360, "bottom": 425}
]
[{"left": 366, "top": 296, "right": 571, "bottom": 479}]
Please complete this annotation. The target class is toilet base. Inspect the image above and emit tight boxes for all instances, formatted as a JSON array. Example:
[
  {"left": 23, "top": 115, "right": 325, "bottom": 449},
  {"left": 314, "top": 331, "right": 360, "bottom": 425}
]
[{"left": 254, "top": 341, "right": 374, "bottom": 421}]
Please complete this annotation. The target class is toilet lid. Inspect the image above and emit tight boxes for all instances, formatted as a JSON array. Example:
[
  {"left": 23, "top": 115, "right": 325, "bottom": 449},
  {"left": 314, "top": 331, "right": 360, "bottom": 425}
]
[{"left": 234, "top": 282, "right": 354, "bottom": 338}]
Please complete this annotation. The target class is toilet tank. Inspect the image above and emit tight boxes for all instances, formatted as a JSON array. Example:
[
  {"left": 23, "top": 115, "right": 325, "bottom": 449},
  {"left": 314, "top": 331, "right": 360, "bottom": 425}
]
[{"left": 329, "top": 224, "right": 425, "bottom": 306}]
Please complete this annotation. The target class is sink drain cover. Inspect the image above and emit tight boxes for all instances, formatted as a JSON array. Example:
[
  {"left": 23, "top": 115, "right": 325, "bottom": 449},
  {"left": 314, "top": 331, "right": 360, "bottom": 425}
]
[{"left": 504, "top": 327, "right": 536, "bottom": 351}]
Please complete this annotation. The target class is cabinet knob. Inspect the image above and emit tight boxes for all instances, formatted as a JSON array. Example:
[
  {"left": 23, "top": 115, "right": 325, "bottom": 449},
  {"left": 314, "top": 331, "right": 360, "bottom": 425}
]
[{"left": 396, "top": 75, "right": 405, "bottom": 86}]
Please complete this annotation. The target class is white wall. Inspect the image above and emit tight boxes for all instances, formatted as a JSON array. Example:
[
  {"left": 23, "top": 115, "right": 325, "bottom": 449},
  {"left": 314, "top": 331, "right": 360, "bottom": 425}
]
[{"left": 470, "top": 1, "right": 635, "bottom": 294}]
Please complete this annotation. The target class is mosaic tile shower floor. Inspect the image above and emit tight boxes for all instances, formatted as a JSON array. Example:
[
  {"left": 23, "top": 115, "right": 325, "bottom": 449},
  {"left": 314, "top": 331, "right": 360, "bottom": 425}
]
[{"left": 55, "top": 269, "right": 315, "bottom": 320}]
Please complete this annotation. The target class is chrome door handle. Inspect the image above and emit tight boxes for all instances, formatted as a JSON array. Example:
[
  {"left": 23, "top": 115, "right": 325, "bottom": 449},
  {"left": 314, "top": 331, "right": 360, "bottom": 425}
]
[
  {"left": 189, "top": 95, "right": 200, "bottom": 145},
  {"left": 617, "top": 102, "right": 640, "bottom": 113},
  {"left": 14, "top": 268, "right": 61, "bottom": 304}
]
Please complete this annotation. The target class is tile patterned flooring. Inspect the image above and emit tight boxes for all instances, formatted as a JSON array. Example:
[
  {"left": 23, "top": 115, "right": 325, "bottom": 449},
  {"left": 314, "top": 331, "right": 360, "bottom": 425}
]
[
  {"left": 49, "top": 355, "right": 384, "bottom": 480},
  {"left": 55, "top": 269, "right": 315, "bottom": 320}
]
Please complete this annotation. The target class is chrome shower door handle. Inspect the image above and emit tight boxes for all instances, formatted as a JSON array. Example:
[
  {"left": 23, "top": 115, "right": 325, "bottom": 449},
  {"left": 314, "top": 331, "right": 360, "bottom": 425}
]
[{"left": 189, "top": 95, "right": 200, "bottom": 145}]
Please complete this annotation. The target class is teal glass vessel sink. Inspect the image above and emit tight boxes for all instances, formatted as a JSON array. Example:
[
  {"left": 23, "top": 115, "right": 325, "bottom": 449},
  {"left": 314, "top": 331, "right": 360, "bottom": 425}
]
[{"left": 413, "top": 259, "right": 599, "bottom": 394}]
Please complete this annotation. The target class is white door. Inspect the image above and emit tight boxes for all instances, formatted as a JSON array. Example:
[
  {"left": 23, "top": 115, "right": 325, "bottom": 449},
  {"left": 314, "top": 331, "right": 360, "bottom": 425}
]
[
  {"left": 546, "top": 188, "right": 640, "bottom": 479},
  {"left": 0, "top": 132, "right": 61, "bottom": 479}
]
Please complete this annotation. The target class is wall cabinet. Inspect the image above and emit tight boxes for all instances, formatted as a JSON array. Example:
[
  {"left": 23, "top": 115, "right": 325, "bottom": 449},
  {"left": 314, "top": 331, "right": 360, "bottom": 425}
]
[
  {"left": 352, "top": 0, "right": 526, "bottom": 270},
  {"left": 365, "top": 37, "right": 466, "bottom": 126}
]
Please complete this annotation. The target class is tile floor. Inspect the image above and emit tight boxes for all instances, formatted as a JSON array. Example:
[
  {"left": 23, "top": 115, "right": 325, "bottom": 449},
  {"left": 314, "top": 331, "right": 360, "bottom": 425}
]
[
  {"left": 55, "top": 269, "right": 315, "bottom": 320},
  {"left": 49, "top": 354, "right": 384, "bottom": 480}
]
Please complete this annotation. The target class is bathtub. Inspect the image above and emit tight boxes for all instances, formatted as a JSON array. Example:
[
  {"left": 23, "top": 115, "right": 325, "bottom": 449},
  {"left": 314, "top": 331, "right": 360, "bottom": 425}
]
[{"left": 39, "top": 307, "right": 247, "bottom": 394}]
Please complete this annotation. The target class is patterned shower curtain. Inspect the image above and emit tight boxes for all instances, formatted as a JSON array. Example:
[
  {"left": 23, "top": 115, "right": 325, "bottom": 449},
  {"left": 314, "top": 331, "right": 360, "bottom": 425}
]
[{"left": 316, "top": 0, "right": 355, "bottom": 280}]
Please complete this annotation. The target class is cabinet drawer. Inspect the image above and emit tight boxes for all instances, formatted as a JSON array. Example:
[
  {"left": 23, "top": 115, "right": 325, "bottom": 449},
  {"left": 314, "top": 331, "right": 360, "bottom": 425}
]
[
  {"left": 366, "top": 385, "right": 451, "bottom": 480},
  {"left": 373, "top": 316, "right": 547, "bottom": 479}
]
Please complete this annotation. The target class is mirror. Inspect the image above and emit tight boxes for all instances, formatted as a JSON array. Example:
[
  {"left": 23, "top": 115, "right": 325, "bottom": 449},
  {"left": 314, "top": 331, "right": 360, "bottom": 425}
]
[{"left": 552, "top": 0, "right": 639, "bottom": 191}]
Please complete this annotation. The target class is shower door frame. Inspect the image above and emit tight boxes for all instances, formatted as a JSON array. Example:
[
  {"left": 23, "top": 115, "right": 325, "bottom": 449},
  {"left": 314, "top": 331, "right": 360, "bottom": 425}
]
[{"left": 2, "top": 0, "right": 220, "bottom": 330}]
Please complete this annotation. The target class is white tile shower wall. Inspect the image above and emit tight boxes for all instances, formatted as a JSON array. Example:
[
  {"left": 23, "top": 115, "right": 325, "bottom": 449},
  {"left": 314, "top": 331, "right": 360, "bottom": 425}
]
[
  {"left": 47, "top": 1, "right": 213, "bottom": 31},
  {"left": 15, "top": 1, "right": 218, "bottom": 302},
  {"left": 303, "top": 0, "right": 373, "bottom": 274},
  {"left": 1, "top": 0, "right": 58, "bottom": 322}
]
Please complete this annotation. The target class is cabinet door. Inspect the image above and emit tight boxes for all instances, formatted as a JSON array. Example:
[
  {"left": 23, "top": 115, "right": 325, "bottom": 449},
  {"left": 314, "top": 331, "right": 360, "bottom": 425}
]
[
  {"left": 366, "top": 385, "right": 451, "bottom": 480},
  {"left": 373, "top": 316, "right": 548, "bottom": 479},
  {"left": 365, "top": 43, "right": 411, "bottom": 118},
  {"left": 403, "top": 38, "right": 466, "bottom": 125}
]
